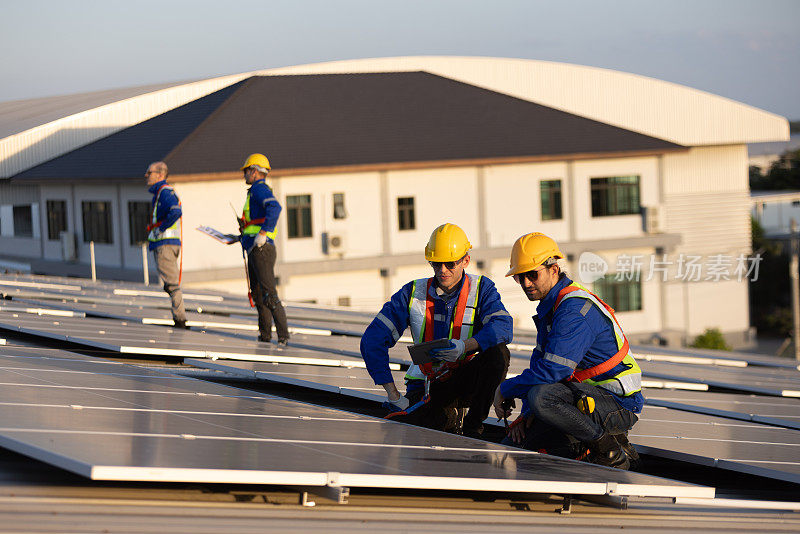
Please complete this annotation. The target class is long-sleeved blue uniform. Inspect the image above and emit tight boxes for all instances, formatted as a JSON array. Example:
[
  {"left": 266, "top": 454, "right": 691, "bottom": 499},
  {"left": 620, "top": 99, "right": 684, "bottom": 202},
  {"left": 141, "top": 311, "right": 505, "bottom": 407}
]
[
  {"left": 360, "top": 274, "right": 513, "bottom": 385},
  {"left": 241, "top": 179, "right": 282, "bottom": 252},
  {"left": 148, "top": 180, "right": 181, "bottom": 251},
  {"left": 500, "top": 276, "right": 644, "bottom": 414}
]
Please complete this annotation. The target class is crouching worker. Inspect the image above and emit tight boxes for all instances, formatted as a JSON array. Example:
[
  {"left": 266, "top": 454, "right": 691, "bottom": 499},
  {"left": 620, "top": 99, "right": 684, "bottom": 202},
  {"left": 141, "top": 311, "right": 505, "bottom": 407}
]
[
  {"left": 492, "top": 233, "right": 643, "bottom": 470},
  {"left": 360, "top": 223, "right": 513, "bottom": 437}
]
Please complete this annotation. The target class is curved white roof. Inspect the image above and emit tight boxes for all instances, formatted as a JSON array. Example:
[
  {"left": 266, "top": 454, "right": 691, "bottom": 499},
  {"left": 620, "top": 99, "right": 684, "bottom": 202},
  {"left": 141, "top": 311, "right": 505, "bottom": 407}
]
[{"left": 0, "top": 56, "right": 789, "bottom": 178}]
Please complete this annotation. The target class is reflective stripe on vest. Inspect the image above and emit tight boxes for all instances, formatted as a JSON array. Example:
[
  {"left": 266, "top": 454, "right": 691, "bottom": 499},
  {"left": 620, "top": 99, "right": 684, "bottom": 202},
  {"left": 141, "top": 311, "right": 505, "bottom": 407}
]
[
  {"left": 405, "top": 274, "right": 481, "bottom": 381},
  {"left": 553, "top": 282, "right": 642, "bottom": 397},
  {"left": 242, "top": 192, "right": 278, "bottom": 240},
  {"left": 147, "top": 184, "right": 181, "bottom": 242}
]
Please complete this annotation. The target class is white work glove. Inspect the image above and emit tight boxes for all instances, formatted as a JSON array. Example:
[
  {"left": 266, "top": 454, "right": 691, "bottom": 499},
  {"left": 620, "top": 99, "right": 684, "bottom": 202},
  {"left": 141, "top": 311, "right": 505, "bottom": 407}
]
[
  {"left": 254, "top": 232, "right": 268, "bottom": 248},
  {"left": 383, "top": 393, "right": 410, "bottom": 412},
  {"left": 429, "top": 338, "right": 466, "bottom": 362},
  {"left": 150, "top": 228, "right": 162, "bottom": 240}
]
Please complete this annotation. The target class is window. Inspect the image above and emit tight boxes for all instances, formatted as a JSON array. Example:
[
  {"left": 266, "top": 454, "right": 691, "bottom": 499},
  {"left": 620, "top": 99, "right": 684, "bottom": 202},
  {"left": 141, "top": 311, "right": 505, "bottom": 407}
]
[
  {"left": 286, "top": 194, "right": 312, "bottom": 238},
  {"left": 13, "top": 205, "right": 33, "bottom": 237},
  {"left": 46, "top": 200, "right": 67, "bottom": 240},
  {"left": 540, "top": 179, "right": 563, "bottom": 221},
  {"left": 81, "top": 201, "right": 113, "bottom": 244},
  {"left": 590, "top": 176, "right": 640, "bottom": 217},
  {"left": 332, "top": 193, "right": 347, "bottom": 219},
  {"left": 593, "top": 276, "right": 642, "bottom": 312},
  {"left": 128, "top": 201, "right": 152, "bottom": 245},
  {"left": 397, "top": 197, "right": 415, "bottom": 231}
]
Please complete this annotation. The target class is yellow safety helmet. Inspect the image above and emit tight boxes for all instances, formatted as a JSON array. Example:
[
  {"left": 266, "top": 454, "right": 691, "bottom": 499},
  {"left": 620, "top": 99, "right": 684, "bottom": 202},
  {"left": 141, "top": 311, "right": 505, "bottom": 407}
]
[
  {"left": 506, "top": 232, "right": 564, "bottom": 277},
  {"left": 425, "top": 223, "right": 472, "bottom": 262},
  {"left": 240, "top": 153, "right": 271, "bottom": 171}
]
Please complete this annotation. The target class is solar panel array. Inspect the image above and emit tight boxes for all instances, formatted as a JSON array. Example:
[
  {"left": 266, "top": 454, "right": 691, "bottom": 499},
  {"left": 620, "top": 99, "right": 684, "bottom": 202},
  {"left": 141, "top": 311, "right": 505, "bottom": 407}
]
[{"left": 1, "top": 273, "right": 799, "bottom": 495}]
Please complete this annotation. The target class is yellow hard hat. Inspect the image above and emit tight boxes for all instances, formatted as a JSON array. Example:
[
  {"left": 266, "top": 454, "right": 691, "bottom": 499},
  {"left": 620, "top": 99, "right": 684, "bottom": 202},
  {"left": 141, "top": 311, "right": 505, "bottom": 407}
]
[
  {"left": 506, "top": 232, "right": 564, "bottom": 276},
  {"left": 425, "top": 223, "right": 472, "bottom": 262},
  {"left": 240, "top": 153, "right": 271, "bottom": 171}
]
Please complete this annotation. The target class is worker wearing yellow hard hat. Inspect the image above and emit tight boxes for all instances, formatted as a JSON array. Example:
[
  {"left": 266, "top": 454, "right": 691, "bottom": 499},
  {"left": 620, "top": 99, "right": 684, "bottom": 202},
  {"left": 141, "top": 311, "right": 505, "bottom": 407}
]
[
  {"left": 360, "top": 223, "right": 513, "bottom": 437},
  {"left": 231, "top": 153, "right": 289, "bottom": 346},
  {"left": 493, "top": 232, "right": 644, "bottom": 470}
]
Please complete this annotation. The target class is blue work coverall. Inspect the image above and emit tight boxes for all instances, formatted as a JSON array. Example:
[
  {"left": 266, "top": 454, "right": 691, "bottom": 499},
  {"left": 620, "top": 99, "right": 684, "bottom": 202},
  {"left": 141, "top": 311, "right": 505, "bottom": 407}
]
[
  {"left": 500, "top": 275, "right": 643, "bottom": 455},
  {"left": 361, "top": 274, "right": 513, "bottom": 433}
]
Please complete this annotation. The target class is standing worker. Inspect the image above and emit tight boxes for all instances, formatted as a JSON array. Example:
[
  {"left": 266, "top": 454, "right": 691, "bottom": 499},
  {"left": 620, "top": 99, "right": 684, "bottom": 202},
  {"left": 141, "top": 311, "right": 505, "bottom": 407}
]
[
  {"left": 492, "top": 233, "right": 643, "bottom": 470},
  {"left": 145, "top": 161, "right": 187, "bottom": 329},
  {"left": 238, "top": 154, "right": 290, "bottom": 346},
  {"left": 361, "top": 223, "right": 513, "bottom": 437}
]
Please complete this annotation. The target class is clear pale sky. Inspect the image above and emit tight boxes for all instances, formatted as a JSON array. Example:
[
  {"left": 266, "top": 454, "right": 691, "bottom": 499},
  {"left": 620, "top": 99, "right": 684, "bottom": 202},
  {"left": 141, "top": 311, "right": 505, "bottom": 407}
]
[{"left": 1, "top": 0, "right": 798, "bottom": 119}]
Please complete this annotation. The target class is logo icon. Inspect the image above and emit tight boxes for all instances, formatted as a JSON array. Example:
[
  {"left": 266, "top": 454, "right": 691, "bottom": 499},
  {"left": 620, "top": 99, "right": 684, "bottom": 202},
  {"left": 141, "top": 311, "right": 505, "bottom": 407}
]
[{"left": 578, "top": 252, "right": 608, "bottom": 283}]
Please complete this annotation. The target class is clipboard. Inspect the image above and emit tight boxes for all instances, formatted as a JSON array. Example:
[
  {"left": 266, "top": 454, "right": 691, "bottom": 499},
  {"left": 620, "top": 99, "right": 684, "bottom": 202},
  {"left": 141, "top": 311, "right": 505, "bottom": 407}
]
[
  {"left": 407, "top": 338, "right": 451, "bottom": 365},
  {"left": 196, "top": 225, "right": 238, "bottom": 244}
]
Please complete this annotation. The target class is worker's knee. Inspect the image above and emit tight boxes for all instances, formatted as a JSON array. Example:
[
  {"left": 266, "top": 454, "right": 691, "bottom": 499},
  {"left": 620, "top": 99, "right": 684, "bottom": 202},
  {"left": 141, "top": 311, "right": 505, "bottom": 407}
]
[
  {"left": 163, "top": 282, "right": 179, "bottom": 295},
  {"left": 265, "top": 293, "right": 282, "bottom": 310},
  {"left": 527, "top": 382, "right": 569, "bottom": 418},
  {"left": 480, "top": 343, "right": 510, "bottom": 374}
]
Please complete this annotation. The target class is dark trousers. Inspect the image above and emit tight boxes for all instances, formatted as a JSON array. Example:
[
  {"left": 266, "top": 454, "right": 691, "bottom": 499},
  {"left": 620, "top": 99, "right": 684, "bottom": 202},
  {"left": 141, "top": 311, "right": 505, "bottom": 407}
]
[
  {"left": 502, "top": 382, "right": 638, "bottom": 457},
  {"left": 247, "top": 242, "right": 289, "bottom": 342},
  {"left": 398, "top": 343, "right": 510, "bottom": 433}
]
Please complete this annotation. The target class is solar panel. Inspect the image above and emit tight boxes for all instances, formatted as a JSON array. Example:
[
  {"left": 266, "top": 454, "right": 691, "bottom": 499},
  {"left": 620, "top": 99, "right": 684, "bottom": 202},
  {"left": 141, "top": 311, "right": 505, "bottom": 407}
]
[
  {"left": 181, "top": 357, "right": 800, "bottom": 485},
  {"left": 639, "top": 359, "right": 800, "bottom": 397},
  {"left": 0, "top": 311, "right": 396, "bottom": 370},
  {"left": 643, "top": 390, "right": 800, "bottom": 430},
  {"left": 631, "top": 405, "right": 800, "bottom": 484},
  {"left": 0, "top": 350, "right": 710, "bottom": 498}
]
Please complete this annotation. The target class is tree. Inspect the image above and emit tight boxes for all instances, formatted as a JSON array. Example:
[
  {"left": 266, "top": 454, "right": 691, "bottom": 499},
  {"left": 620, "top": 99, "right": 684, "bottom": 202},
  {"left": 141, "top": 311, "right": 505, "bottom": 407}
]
[
  {"left": 750, "top": 149, "right": 800, "bottom": 190},
  {"left": 691, "top": 328, "right": 732, "bottom": 351}
]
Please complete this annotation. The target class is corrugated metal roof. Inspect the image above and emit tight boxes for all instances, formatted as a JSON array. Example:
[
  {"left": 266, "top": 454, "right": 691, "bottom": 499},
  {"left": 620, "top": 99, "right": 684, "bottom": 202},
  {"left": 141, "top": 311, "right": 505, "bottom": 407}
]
[
  {"left": 0, "top": 80, "right": 192, "bottom": 139},
  {"left": 11, "top": 72, "right": 683, "bottom": 180}
]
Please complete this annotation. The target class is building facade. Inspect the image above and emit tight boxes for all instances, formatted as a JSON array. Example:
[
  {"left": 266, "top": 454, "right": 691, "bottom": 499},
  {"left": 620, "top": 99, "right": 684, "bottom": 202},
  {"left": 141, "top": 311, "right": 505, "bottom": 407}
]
[{"left": 0, "top": 57, "right": 789, "bottom": 347}]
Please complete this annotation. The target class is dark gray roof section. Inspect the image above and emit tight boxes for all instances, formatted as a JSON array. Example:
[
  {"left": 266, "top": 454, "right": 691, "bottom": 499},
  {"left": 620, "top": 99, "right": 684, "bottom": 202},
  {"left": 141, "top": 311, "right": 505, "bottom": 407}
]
[{"left": 12, "top": 72, "right": 684, "bottom": 181}]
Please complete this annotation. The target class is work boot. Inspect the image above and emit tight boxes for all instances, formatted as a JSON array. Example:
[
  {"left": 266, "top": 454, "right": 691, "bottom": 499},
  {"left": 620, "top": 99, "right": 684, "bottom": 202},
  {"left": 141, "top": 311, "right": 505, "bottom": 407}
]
[
  {"left": 588, "top": 432, "right": 630, "bottom": 470},
  {"left": 614, "top": 433, "right": 641, "bottom": 471},
  {"left": 277, "top": 339, "right": 289, "bottom": 347},
  {"left": 258, "top": 334, "right": 271, "bottom": 343},
  {"left": 173, "top": 320, "right": 189, "bottom": 330}
]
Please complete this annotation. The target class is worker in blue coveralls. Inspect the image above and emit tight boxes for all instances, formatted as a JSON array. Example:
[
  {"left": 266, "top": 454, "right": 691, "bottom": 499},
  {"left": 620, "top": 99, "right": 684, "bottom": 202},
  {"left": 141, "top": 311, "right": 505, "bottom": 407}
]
[
  {"left": 144, "top": 161, "right": 187, "bottom": 329},
  {"left": 237, "top": 153, "right": 290, "bottom": 346},
  {"left": 360, "top": 223, "right": 513, "bottom": 437},
  {"left": 492, "top": 232, "right": 643, "bottom": 470}
]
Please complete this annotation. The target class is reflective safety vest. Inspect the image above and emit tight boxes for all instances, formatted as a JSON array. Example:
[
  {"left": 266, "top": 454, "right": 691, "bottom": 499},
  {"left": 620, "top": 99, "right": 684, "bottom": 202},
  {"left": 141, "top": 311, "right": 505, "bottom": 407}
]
[
  {"left": 552, "top": 282, "right": 642, "bottom": 397},
  {"left": 242, "top": 192, "right": 278, "bottom": 240},
  {"left": 405, "top": 273, "right": 481, "bottom": 381},
  {"left": 147, "top": 183, "right": 181, "bottom": 242}
]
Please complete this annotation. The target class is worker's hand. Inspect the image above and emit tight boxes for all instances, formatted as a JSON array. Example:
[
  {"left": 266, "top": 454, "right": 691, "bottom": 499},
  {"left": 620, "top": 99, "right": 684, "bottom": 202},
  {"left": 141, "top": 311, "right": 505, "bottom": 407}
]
[
  {"left": 382, "top": 393, "right": 410, "bottom": 413},
  {"left": 429, "top": 338, "right": 466, "bottom": 362},
  {"left": 492, "top": 384, "right": 512, "bottom": 419},
  {"left": 254, "top": 232, "right": 268, "bottom": 248},
  {"left": 508, "top": 414, "right": 533, "bottom": 444},
  {"left": 150, "top": 228, "right": 162, "bottom": 240}
]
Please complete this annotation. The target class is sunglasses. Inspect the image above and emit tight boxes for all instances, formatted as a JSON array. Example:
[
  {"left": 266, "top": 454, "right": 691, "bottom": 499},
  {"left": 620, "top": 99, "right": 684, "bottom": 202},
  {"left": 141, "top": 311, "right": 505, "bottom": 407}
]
[
  {"left": 429, "top": 257, "right": 464, "bottom": 270},
  {"left": 513, "top": 267, "right": 547, "bottom": 284}
]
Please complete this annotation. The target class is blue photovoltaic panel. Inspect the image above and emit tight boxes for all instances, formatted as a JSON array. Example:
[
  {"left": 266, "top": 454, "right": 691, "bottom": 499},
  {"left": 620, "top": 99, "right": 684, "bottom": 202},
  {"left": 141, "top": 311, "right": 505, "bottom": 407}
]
[{"left": 0, "top": 350, "right": 710, "bottom": 498}]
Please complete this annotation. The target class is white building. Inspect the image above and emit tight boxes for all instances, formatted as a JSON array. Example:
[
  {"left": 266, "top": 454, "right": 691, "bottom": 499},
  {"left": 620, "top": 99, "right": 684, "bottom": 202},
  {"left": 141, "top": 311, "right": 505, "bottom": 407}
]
[{"left": 0, "top": 57, "right": 790, "bottom": 347}]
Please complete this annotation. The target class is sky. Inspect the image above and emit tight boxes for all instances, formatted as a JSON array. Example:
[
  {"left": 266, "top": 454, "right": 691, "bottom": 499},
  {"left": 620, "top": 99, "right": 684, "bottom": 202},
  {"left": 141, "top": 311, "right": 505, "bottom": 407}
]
[{"left": 1, "top": 0, "right": 798, "bottom": 119}]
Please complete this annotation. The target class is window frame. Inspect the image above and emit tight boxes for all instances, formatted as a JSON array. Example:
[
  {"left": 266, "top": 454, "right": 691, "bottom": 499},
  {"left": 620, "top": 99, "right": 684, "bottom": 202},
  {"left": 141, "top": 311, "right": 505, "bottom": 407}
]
[
  {"left": 397, "top": 196, "right": 416, "bottom": 231},
  {"left": 286, "top": 194, "right": 313, "bottom": 239},
  {"left": 81, "top": 200, "right": 113, "bottom": 244},
  {"left": 12, "top": 204, "right": 33, "bottom": 238},
  {"left": 332, "top": 192, "right": 347, "bottom": 220},
  {"left": 593, "top": 276, "right": 642, "bottom": 312},
  {"left": 128, "top": 200, "right": 152, "bottom": 245},
  {"left": 46, "top": 200, "right": 68, "bottom": 241},
  {"left": 540, "top": 179, "right": 563, "bottom": 221},
  {"left": 590, "top": 175, "right": 641, "bottom": 217}
]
